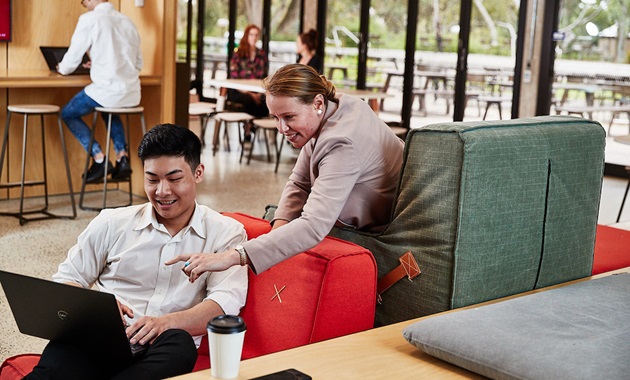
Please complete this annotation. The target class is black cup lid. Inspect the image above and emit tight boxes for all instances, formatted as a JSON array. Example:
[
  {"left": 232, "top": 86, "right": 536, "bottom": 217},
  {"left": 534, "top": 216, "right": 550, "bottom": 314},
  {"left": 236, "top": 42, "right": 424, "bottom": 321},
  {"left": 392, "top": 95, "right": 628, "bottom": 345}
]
[{"left": 207, "top": 315, "right": 246, "bottom": 334}]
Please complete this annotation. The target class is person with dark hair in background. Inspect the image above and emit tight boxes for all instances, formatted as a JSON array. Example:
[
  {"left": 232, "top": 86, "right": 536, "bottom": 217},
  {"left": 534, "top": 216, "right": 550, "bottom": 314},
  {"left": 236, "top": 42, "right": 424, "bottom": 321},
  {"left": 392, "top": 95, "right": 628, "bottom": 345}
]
[
  {"left": 228, "top": 24, "right": 269, "bottom": 140},
  {"left": 296, "top": 29, "right": 323, "bottom": 74},
  {"left": 58, "top": 0, "right": 142, "bottom": 183},
  {"left": 24, "top": 124, "right": 247, "bottom": 380},
  {"left": 167, "top": 64, "right": 404, "bottom": 280}
]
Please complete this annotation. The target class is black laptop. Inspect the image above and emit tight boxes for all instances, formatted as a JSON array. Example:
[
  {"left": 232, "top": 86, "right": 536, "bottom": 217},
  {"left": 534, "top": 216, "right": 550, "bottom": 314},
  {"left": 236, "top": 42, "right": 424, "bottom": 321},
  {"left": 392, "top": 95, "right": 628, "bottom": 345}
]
[
  {"left": 0, "top": 269, "right": 146, "bottom": 363},
  {"left": 39, "top": 46, "right": 90, "bottom": 75}
]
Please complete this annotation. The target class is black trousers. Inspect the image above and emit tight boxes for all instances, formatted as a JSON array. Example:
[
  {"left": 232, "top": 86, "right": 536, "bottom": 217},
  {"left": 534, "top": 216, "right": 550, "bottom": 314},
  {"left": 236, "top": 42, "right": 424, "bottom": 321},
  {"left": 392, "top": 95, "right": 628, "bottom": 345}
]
[
  {"left": 227, "top": 89, "right": 269, "bottom": 117},
  {"left": 24, "top": 329, "right": 198, "bottom": 380}
]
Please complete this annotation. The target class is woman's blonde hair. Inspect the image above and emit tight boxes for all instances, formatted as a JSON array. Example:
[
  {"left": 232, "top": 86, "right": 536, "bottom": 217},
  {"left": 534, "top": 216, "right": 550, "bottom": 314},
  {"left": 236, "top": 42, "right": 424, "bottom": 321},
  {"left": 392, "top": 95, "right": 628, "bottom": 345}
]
[{"left": 264, "top": 64, "right": 337, "bottom": 105}]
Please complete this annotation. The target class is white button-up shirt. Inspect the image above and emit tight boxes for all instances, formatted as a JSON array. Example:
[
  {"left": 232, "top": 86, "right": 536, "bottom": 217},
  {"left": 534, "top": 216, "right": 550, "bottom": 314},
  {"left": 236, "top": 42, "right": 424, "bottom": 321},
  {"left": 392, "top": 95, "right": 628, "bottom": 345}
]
[
  {"left": 58, "top": 2, "right": 143, "bottom": 107},
  {"left": 53, "top": 203, "right": 248, "bottom": 346}
]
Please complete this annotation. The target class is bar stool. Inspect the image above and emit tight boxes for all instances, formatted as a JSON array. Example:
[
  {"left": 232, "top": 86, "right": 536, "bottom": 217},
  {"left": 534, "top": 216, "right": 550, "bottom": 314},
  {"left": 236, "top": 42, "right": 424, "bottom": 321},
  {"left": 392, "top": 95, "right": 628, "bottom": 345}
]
[
  {"left": 245, "top": 118, "right": 286, "bottom": 173},
  {"left": 0, "top": 104, "right": 77, "bottom": 225},
  {"left": 188, "top": 102, "right": 216, "bottom": 147},
  {"left": 211, "top": 112, "right": 254, "bottom": 156},
  {"left": 79, "top": 106, "right": 146, "bottom": 211}
]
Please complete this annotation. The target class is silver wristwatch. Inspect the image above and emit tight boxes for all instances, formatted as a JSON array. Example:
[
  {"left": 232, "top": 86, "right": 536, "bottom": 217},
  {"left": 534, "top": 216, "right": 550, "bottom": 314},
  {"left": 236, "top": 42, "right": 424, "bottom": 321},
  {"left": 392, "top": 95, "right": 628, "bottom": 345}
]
[{"left": 235, "top": 244, "right": 247, "bottom": 266}]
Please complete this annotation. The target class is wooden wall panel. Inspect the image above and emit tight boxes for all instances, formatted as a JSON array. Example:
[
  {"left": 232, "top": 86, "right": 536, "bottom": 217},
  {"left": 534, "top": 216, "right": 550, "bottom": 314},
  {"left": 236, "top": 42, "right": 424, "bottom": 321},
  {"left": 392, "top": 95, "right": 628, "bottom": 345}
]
[
  {"left": 9, "top": 1, "right": 84, "bottom": 71},
  {"left": 122, "top": 0, "right": 163, "bottom": 76},
  {"left": 0, "top": 41, "right": 6, "bottom": 76},
  {"left": 0, "top": 0, "right": 174, "bottom": 202}
]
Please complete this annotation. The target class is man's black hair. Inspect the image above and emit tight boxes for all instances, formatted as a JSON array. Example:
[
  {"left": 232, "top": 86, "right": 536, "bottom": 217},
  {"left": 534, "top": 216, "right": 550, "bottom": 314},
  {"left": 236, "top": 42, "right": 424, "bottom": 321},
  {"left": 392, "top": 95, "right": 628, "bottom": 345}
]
[{"left": 138, "top": 123, "right": 201, "bottom": 171}]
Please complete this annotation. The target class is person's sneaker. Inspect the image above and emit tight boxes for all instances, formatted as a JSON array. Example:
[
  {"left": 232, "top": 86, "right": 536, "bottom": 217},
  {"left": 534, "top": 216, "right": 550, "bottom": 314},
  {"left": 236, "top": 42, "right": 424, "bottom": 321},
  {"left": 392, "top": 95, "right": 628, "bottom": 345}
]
[
  {"left": 84, "top": 160, "right": 114, "bottom": 184},
  {"left": 112, "top": 156, "right": 132, "bottom": 180}
]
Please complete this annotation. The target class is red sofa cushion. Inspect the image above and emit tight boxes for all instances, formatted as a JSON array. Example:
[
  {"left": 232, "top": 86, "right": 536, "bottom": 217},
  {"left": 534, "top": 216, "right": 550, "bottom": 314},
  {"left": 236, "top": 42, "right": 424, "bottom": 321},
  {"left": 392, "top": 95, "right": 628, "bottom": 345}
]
[
  {"left": 593, "top": 225, "right": 630, "bottom": 275},
  {"left": 0, "top": 354, "right": 41, "bottom": 380}
]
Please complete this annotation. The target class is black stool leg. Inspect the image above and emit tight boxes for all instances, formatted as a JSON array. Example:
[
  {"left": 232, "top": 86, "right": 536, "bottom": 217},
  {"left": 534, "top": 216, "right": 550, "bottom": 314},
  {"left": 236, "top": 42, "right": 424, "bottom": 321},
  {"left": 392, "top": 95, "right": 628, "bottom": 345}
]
[
  {"left": 125, "top": 114, "right": 132, "bottom": 207},
  {"left": 57, "top": 113, "right": 77, "bottom": 219},
  {"left": 274, "top": 134, "right": 285, "bottom": 173},
  {"left": 79, "top": 112, "right": 100, "bottom": 210},
  {"left": 617, "top": 169, "right": 630, "bottom": 223},
  {"left": 0, "top": 111, "right": 11, "bottom": 191},
  {"left": 39, "top": 114, "right": 50, "bottom": 214},
  {"left": 101, "top": 112, "right": 113, "bottom": 210},
  {"left": 17, "top": 114, "right": 29, "bottom": 225}
]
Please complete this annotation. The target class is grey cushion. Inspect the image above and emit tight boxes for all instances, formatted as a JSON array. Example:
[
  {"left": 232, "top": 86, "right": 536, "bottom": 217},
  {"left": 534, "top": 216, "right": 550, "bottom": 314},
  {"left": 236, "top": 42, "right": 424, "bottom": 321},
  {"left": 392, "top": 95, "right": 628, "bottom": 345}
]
[{"left": 402, "top": 273, "right": 630, "bottom": 380}]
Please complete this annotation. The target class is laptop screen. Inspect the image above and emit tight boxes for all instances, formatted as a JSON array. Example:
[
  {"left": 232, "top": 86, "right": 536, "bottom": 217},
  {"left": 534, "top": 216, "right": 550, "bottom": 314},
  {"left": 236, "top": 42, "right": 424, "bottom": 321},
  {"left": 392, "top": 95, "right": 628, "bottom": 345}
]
[{"left": 40, "top": 46, "right": 90, "bottom": 75}]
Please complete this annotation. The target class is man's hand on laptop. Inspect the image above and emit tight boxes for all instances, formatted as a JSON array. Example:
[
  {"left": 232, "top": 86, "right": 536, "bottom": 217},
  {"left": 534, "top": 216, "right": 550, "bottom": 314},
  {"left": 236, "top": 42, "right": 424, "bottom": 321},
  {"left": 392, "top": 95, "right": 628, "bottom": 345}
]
[
  {"left": 117, "top": 300, "right": 134, "bottom": 327},
  {"left": 126, "top": 315, "right": 172, "bottom": 346}
]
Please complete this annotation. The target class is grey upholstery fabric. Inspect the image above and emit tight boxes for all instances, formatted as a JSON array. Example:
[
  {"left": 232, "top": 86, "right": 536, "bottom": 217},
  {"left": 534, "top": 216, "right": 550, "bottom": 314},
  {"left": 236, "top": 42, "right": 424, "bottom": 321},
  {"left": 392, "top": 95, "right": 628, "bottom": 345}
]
[
  {"left": 330, "top": 116, "right": 606, "bottom": 326},
  {"left": 402, "top": 273, "right": 630, "bottom": 380}
]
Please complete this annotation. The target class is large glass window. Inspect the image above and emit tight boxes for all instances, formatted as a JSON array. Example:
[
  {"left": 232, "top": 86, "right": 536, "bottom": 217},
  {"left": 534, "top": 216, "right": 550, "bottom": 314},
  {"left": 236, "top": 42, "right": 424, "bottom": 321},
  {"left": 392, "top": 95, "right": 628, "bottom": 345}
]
[
  {"left": 268, "top": 2, "right": 300, "bottom": 75},
  {"left": 462, "top": 1, "right": 520, "bottom": 122},
  {"left": 553, "top": 0, "right": 630, "bottom": 136}
]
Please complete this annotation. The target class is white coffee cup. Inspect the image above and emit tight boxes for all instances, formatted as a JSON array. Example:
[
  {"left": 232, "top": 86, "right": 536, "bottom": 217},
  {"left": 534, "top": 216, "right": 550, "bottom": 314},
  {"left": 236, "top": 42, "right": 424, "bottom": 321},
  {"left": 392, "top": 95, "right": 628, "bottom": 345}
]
[{"left": 207, "top": 315, "right": 247, "bottom": 379}]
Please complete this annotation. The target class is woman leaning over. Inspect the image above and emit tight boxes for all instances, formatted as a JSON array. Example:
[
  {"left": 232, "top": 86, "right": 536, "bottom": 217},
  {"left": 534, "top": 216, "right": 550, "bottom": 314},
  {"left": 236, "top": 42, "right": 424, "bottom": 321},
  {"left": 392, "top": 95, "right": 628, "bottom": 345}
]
[{"left": 167, "top": 64, "right": 404, "bottom": 278}]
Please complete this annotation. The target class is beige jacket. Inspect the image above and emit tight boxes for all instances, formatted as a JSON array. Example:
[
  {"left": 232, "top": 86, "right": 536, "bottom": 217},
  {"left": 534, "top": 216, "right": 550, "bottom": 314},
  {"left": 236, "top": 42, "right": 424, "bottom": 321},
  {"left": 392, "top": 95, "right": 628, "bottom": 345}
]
[{"left": 243, "top": 94, "right": 404, "bottom": 273}]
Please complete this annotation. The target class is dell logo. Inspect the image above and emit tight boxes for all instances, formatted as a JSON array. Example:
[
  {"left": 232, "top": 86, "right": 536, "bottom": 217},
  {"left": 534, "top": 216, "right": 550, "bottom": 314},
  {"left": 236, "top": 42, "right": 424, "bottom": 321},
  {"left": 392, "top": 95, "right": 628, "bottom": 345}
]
[{"left": 57, "top": 310, "right": 69, "bottom": 321}]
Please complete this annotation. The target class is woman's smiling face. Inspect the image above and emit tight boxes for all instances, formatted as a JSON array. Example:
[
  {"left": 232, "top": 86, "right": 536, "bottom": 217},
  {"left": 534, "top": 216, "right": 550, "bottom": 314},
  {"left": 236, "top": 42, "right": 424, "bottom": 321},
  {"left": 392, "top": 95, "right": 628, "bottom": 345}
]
[{"left": 266, "top": 94, "right": 325, "bottom": 149}]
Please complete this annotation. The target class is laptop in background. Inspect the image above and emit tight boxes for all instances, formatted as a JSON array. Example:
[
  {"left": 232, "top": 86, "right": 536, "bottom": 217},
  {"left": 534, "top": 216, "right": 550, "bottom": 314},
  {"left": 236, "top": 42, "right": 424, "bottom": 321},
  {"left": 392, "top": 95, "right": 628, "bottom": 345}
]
[
  {"left": 0, "top": 269, "right": 146, "bottom": 364},
  {"left": 39, "top": 46, "right": 90, "bottom": 75}
]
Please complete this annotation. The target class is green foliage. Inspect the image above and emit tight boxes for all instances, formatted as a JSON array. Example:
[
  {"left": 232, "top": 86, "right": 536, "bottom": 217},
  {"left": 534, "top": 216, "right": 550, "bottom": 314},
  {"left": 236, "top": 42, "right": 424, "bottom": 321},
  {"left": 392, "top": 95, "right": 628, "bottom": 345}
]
[{"left": 179, "top": 0, "right": 626, "bottom": 64}]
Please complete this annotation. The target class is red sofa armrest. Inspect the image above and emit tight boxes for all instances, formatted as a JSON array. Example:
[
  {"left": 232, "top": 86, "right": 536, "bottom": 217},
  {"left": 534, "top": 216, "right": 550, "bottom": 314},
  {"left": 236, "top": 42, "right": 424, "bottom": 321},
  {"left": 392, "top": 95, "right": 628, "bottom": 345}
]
[{"left": 222, "top": 212, "right": 377, "bottom": 360}]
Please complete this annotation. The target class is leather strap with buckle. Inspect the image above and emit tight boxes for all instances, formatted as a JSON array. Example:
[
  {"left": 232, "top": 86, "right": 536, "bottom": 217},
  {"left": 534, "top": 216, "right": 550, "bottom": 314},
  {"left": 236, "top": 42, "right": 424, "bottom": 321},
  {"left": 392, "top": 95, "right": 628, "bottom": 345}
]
[{"left": 377, "top": 251, "right": 421, "bottom": 302}]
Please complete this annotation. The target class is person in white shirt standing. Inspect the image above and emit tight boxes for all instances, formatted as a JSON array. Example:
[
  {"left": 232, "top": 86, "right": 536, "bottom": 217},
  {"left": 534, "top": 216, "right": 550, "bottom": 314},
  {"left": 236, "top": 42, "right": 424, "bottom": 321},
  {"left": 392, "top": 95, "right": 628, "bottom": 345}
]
[
  {"left": 24, "top": 124, "right": 248, "bottom": 380},
  {"left": 58, "top": 0, "right": 142, "bottom": 184}
]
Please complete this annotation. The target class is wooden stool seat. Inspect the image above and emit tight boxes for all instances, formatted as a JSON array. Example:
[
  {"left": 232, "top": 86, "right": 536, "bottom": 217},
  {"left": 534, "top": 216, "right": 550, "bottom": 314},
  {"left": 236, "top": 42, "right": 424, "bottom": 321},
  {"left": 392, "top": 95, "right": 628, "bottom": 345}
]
[
  {"left": 252, "top": 118, "right": 276, "bottom": 129},
  {"left": 189, "top": 102, "right": 217, "bottom": 147},
  {"left": 0, "top": 104, "right": 76, "bottom": 225},
  {"left": 389, "top": 126, "right": 408, "bottom": 139},
  {"left": 7, "top": 104, "right": 61, "bottom": 114},
  {"left": 214, "top": 112, "right": 254, "bottom": 122},
  {"left": 189, "top": 102, "right": 216, "bottom": 115},
  {"left": 94, "top": 106, "right": 145, "bottom": 114},
  {"left": 211, "top": 112, "right": 254, "bottom": 156}
]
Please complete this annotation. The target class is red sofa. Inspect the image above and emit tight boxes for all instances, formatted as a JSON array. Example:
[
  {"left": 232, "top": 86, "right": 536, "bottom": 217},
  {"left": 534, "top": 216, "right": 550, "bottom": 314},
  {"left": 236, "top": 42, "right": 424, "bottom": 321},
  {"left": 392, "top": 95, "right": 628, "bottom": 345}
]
[
  {"left": 0, "top": 213, "right": 377, "bottom": 378},
  {"left": 592, "top": 224, "right": 630, "bottom": 275}
]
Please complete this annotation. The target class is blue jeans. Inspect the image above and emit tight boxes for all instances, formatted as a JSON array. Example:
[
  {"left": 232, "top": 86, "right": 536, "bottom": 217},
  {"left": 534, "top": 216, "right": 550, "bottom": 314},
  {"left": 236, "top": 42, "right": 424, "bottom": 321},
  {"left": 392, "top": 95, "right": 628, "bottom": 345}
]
[{"left": 61, "top": 89, "right": 127, "bottom": 158}]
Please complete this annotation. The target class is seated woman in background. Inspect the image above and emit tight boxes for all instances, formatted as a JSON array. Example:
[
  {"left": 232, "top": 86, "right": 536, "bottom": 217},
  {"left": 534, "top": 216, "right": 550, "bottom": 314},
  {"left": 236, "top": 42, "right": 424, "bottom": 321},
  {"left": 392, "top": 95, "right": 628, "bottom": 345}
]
[
  {"left": 167, "top": 64, "right": 405, "bottom": 278},
  {"left": 228, "top": 24, "right": 269, "bottom": 138},
  {"left": 296, "top": 29, "right": 323, "bottom": 74}
]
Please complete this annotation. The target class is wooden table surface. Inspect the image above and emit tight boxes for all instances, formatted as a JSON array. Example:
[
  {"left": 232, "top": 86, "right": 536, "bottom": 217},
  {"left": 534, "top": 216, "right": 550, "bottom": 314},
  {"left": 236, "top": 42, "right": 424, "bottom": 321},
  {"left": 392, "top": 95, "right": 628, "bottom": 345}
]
[{"left": 172, "top": 267, "right": 630, "bottom": 380}]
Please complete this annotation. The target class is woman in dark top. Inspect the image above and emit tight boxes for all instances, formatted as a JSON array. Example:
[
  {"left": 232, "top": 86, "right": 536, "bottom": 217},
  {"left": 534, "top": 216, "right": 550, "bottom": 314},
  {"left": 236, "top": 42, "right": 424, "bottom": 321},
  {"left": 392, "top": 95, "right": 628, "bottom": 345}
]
[{"left": 296, "top": 29, "right": 323, "bottom": 74}]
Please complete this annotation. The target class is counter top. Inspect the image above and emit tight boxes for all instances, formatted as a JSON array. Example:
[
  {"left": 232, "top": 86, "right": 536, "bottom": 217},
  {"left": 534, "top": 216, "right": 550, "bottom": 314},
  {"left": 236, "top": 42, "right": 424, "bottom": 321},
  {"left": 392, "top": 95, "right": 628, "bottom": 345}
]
[{"left": 0, "top": 70, "right": 161, "bottom": 88}]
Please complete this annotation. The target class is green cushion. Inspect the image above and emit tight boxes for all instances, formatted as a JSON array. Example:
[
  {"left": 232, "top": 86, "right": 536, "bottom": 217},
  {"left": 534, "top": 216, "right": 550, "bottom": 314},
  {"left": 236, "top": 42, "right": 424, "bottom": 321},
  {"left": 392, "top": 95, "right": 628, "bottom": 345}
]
[{"left": 331, "top": 116, "right": 605, "bottom": 326}]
